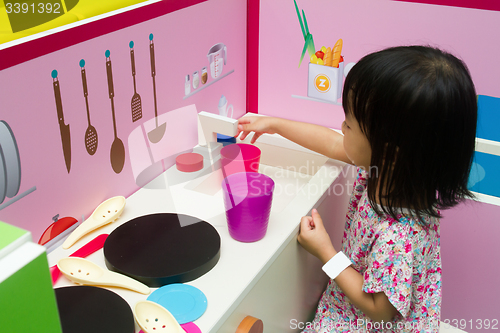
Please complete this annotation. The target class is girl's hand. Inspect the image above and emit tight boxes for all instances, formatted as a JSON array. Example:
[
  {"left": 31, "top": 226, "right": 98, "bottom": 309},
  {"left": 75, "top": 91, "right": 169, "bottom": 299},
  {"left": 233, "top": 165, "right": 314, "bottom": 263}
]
[
  {"left": 297, "top": 209, "right": 337, "bottom": 264},
  {"left": 237, "top": 116, "right": 277, "bottom": 143}
]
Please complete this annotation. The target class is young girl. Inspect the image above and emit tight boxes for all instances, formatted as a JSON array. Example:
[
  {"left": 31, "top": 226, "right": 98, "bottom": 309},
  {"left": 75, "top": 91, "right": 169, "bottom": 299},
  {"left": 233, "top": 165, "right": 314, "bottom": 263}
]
[{"left": 237, "top": 46, "right": 477, "bottom": 332}]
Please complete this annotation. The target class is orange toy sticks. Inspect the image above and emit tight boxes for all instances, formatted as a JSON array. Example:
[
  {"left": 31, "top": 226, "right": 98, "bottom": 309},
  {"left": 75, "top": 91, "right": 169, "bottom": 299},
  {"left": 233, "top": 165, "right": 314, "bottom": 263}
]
[{"left": 331, "top": 39, "right": 343, "bottom": 68}]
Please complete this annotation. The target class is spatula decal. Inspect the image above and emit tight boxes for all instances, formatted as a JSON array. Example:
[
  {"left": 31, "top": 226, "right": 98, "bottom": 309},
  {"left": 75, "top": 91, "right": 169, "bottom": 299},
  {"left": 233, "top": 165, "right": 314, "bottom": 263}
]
[{"left": 129, "top": 41, "right": 143, "bottom": 122}]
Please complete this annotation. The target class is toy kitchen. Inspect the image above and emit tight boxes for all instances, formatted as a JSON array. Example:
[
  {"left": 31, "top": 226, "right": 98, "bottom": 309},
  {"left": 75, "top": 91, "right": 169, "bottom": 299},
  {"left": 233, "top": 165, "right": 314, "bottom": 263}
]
[
  {"left": 2, "top": 0, "right": 497, "bottom": 332},
  {"left": 0, "top": 0, "right": 353, "bottom": 332}
]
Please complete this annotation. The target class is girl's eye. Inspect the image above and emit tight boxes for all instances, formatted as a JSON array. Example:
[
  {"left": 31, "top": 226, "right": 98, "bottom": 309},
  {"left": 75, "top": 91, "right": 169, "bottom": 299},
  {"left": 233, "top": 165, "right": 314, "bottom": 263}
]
[{"left": 343, "top": 121, "right": 350, "bottom": 129}]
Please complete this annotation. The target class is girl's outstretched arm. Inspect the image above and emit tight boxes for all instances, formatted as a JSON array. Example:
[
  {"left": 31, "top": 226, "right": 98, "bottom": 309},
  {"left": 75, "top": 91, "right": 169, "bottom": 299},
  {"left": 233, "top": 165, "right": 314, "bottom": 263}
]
[
  {"left": 298, "top": 209, "right": 399, "bottom": 323},
  {"left": 237, "top": 116, "right": 351, "bottom": 164}
]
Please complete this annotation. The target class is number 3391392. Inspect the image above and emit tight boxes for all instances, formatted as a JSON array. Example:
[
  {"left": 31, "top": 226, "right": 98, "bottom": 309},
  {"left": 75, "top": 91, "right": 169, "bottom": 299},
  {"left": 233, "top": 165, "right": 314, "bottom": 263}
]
[
  {"left": 443, "top": 319, "right": 498, "bottom": 330},
  {"left": 5, "top": 2, "right": 61, "bottom": 14}
]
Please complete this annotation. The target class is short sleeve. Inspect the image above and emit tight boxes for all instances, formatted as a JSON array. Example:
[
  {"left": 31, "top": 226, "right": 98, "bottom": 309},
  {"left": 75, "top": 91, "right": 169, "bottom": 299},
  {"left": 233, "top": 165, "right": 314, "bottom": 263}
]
[{"left": 362, "top": 223, "right": 414, "bottom": 318}]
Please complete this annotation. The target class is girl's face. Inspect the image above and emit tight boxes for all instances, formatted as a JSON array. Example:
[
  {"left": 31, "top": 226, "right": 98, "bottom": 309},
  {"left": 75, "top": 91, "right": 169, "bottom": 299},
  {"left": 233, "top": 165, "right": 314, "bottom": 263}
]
[{"left": 341, "top": 113, "right": 372, "bottom": 170}]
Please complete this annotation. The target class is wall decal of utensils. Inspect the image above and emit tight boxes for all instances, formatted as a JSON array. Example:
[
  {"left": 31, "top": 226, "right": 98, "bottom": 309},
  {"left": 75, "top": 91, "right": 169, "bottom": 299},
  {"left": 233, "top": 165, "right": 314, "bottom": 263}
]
[
  {"left": 0, "top": 120, "right": 21, "bottom": 203},
  {"left": 183, "top": 42, "right": 234, "bottom": 100},
  {"left": 147, "top": 34, "right": 166, "bottom": 144},
  {"left": 183, "top": 69, "right": 235, "bottom": 100},
  {"left": 57, "top": 257, "right": 150, "bottom": 294},
  {"left": 294, "top": 0, "right": 316, "bottom": 68},
  {"left": 52, "top": 70, "right": 71, "bottom": 173},
  {"left": 218, "top": 95, "right": 233, "bottom": 118},
  {"left": 134, "top": 301, "right": 184, "bottom": 333},
  {"left": 207, "top": 42, "right": 227, "bottom": 79},
  {"left": 0, "top": 119, "right": 36, "bottom": 210},
  {"left": 62, "top": 195, "right": 125, "bottom": 249},
  {"left": 0, "top": 141, "right": 6, "bottom": 204},
  {"left": 51, "top": 234, "right": 108, "bottom": 285},
  {"left": 80, "top": 59, "right": 98, "bottom": 156},
  {"left": 129, "top": 41, "right": 143, "bottom": 122},
  {"left": 105, "top": 50, "right": 126, "bottom": 173}
]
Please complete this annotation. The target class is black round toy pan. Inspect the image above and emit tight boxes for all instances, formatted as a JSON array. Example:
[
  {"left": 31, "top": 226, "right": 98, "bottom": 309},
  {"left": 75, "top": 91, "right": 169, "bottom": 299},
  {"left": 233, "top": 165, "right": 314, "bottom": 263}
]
[
  {"left": 55, "top": 286, "right": 135, "bottom": 333},
  {"left": 103, "top": 213, "right": 221, "bottom": 287}
]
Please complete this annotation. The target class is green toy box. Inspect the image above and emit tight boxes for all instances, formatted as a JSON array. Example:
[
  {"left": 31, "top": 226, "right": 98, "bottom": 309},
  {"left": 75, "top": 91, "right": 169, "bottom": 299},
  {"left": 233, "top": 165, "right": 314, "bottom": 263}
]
[{"left": 0, "top": 221, "right": 63, "bottom": 333}]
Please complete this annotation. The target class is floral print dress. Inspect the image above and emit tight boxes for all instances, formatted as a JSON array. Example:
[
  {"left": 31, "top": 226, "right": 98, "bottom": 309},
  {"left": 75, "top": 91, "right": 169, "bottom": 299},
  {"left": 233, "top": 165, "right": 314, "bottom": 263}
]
[{"left": 302, "top": 168, "right": 442, "bottom": 333}]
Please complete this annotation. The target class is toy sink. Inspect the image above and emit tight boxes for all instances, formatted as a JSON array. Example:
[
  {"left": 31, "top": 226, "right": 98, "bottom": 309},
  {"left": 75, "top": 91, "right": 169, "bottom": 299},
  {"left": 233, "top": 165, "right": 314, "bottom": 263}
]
[
  {"left": 183, "top": 132, "right": 336, "bottom": 214},
  {"left": 251, "top": 134, "right": 330, "bottom": 213}
]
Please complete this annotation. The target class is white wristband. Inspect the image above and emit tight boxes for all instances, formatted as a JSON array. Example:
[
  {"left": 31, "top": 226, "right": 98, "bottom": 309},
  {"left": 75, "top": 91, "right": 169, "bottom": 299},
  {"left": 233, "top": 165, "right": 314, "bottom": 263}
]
[{"left": 322, "top": 251, "right": 352, "bottom": 280}]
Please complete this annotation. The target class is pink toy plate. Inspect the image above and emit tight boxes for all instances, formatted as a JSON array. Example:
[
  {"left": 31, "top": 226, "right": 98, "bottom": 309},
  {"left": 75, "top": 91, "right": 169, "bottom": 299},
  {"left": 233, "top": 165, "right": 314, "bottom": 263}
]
[{"left": 139, "top": 322, "right": 201, "bottom": 333}]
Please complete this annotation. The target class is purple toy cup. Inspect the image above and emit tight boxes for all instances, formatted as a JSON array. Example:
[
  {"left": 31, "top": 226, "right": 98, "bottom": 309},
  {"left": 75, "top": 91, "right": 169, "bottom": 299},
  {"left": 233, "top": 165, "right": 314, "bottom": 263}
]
[
  {"left": 220, "top": 143, "right": 261, "bottom": 179},
  {"left": 222, "top": 172, "right": 274, "bottom": 242}
]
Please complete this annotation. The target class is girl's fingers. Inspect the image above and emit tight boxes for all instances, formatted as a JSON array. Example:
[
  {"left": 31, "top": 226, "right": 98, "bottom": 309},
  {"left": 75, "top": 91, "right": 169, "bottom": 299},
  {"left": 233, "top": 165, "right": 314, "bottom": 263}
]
[
  {"left": 309, "top": 219, "right": 316, "bottom": 228},
  {"left": 250, "top": 133, "right": 262, "bottom": 144},
  {"left": 239, "top": 131, "right": 248, "bottom": 141},
  {"left": 237, "top": 124, "right": 252, "bottom": 140},
  {"left": 299, "top": 216, "right": 314, "bottom": 232},
  {"left": 311, "top": 209, "right": 323, "bottom": 227}
]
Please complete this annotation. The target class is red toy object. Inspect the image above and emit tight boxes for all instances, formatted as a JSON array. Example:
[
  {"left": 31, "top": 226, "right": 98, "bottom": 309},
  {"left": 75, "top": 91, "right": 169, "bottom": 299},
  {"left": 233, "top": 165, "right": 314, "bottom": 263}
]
[
  {"left": 220, "top": 143, "right": 261, "bottom": 177},
  {"left": 38, "top": 215, "right": 79, "bottom": 246},
  {"left": 315, "top": 50, "right": 325, "bottom": 60},
  {"left": 176, "top": 153, "right": 204, "bottom": 172},
  {"left": 138, "top": 322, "right": 201, "bottom": 333}
]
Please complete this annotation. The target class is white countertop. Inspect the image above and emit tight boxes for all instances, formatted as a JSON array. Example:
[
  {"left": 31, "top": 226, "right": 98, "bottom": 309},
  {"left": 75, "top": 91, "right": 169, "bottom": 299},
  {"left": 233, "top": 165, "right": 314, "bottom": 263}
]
[{"left": 47, "top": 133, "right": 347, "bottom": 332}]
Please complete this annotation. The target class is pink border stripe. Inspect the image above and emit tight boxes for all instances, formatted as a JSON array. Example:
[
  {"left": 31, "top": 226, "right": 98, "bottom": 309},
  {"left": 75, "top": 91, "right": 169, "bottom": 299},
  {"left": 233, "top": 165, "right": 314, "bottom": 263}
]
[
  {"left": 0, "top": 0, "right": 207, "bottom": 71},
  {"left": 246, "top": 0, "right": 259, "bottom": 113},
  {"left": 393, "top": 0, "right": 500, "bottom": 11}
]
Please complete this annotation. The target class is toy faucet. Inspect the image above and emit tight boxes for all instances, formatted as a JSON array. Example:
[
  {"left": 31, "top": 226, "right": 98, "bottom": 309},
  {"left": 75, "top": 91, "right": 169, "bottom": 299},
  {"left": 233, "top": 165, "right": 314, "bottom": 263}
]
[{"left": 197, "top": 111, "right": 239, "bottom": 167}]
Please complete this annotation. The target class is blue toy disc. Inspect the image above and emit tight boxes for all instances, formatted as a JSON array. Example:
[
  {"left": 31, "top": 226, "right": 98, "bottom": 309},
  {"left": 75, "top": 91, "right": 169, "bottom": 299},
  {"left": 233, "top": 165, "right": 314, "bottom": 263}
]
[{"left": 147, "top": 284, "right": 207, "bottom": 324}]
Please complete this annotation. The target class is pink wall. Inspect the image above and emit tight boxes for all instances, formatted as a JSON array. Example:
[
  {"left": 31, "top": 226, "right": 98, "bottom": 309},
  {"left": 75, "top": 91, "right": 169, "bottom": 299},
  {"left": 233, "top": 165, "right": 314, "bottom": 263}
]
[
  {"left": 256, "top": 0, "right": 500, "bottom": 327},
  {"left": 394, "top": 0, "right": 500, "bottom": 11},
  {"left": 0, "top": 0, "right": 248, "bottom": 241},
  {"left": 258, "top": 0, "right": 500, "bottom": 129},
  {"left": 1, "top": 0, "right": 498, "bottom": 327},
  {"left": 440, "top": 200, "right": 500, "bottom": 332}
]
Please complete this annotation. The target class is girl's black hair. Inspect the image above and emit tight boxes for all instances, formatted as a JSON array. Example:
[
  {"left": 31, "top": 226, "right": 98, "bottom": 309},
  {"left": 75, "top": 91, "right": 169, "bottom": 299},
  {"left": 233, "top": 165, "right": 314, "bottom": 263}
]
[{"left": 342, "top": 45, "right": 477, "bottom": 221}]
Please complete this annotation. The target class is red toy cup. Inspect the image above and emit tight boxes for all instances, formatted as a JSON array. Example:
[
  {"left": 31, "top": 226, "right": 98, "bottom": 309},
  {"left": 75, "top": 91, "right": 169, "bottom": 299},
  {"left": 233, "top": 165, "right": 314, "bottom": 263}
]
[{"left": 220, "top": 143, "right": 261, "bottom": 178}]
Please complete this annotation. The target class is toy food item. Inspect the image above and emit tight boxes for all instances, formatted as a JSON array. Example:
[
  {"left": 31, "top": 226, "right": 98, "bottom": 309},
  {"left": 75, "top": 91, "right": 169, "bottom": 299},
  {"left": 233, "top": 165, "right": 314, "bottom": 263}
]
[
  {"left": 309, "top": 42, "right": 343, "bottom": 67},
  {"left": 324, "top": 47, "right": 332, "bottom": 67},
  {"left": 331, "top": 39, "right": 343, "bottom": 68}
]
